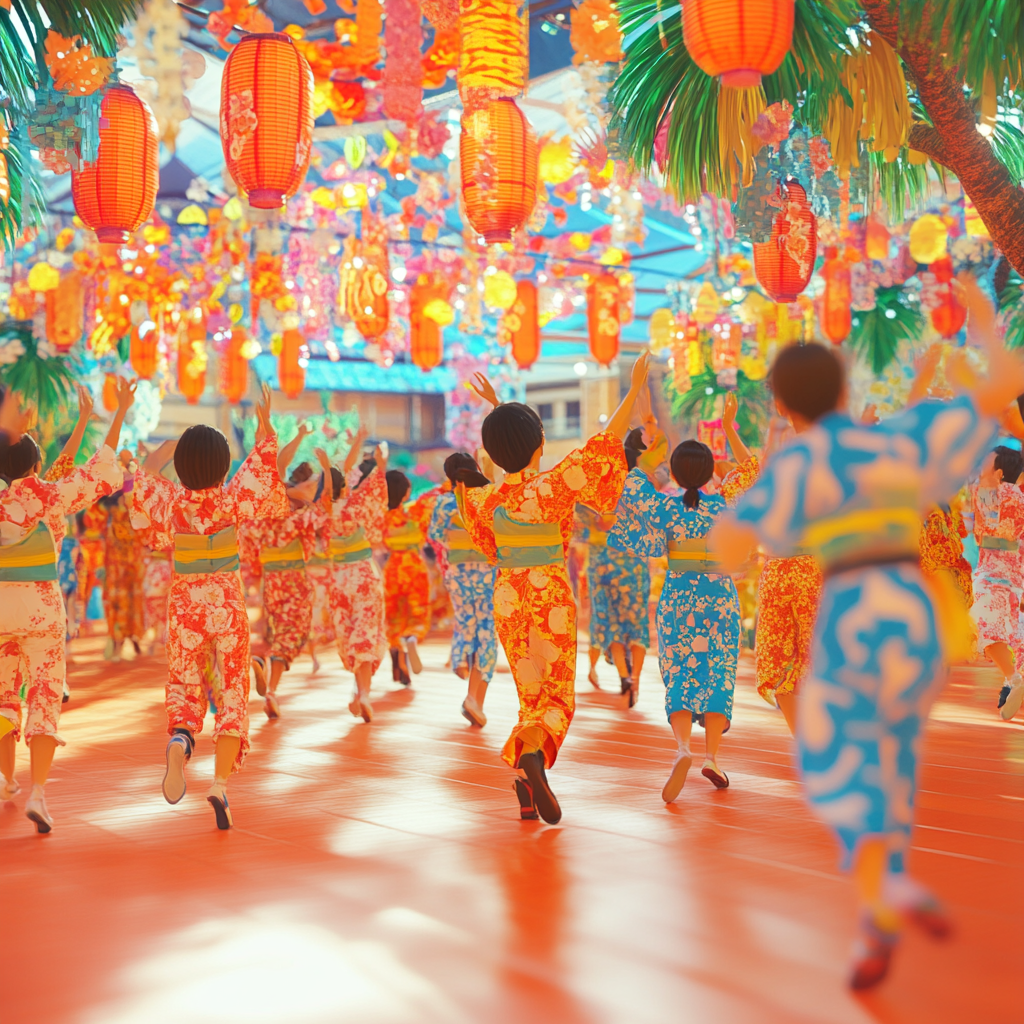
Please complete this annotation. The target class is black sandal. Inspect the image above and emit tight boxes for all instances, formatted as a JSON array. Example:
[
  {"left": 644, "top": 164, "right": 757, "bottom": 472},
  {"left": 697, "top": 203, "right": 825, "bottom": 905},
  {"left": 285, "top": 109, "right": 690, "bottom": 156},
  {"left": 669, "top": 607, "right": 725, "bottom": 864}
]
[
  {"left": 519, "top": 751, "right": 561, "bottom": 824},
  {"left": 513, "top": 778, "right": 539, "bottom": 820}
]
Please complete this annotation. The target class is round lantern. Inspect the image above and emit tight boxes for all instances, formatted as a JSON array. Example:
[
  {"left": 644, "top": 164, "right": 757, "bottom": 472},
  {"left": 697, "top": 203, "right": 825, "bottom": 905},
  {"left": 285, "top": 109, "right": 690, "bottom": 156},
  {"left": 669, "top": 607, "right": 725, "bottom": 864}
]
[
  {"left": 753, "top": 179, "right": 817, "bottom": 303},
  {"left": 130, "top": 322, "right": 159, "bottom": 379},
  {"left": 410, "top": 277, "right": 445, "bottom": 372},
  {"left": 908, "top": 213, "right": 948, "bottom": 265},
  {"left": 930, "top": 256, "right": 966, "bottom": 339},
  {"left": 504, "top": 280, "right": 540, "bottom": 369},
  {"left": 683, "top": 0, "right": 794, "bottom": 88},
  {"left": 45, "top": 270, "right": 85, "bottom": 353},
  {"left": 460, "top": 98, "right": 538, "bottom": 244},
  {"left": 278, "top": 328, "right": 306, "bottom": 399},
  {"left": 220, "top": 33, "right": 314, "bottom": 209},
  {"left": 178, "top": 319, "right": 206, "bottom": 405},
  {"left": 821, "top": 246, "right": 851, "bottom": 344},
  {"left": 221, "top": 327, "right": 250, "bottom": 404},
  {"left": 587, "top": 273, "right": 621, "bottom": 367},
  {"left": 71, "top": 84, "right": 159, "bottom": 244}
]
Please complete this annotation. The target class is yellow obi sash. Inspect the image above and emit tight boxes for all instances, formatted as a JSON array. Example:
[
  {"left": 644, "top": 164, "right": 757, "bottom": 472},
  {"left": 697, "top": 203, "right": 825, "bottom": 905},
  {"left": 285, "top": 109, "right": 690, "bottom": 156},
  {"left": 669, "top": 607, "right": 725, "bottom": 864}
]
[
  {"left": 493, "top": 507, "right": 563, "bottom": 568},
  {"left": 667, "top": 537, "right": 720, "bottom": 574},
  {"left": 386, "top": 520, "right": 423, "bottom": 553},
  {"left": 980, "top": 536, "right": 1020, "bottom": 552},
  {"left": 147, "top": 549, "right": 171, "bottom": 561},
  {"left": 173, "top": 525, "right": 239, "bottom": 575},
  {"left": 260, "top": 537, "right": 305, "bottom": 573},
  {"left": 306, "top": 551, "right": 330, "bottom": 568},
  {"left": 589, "top": 530, "right": 608, "bottom": 548},
  {"left": 801, "top": 507, "right": 920, "bottom": 573},
  {"left": 331, "top": 527, "right": 372, "bottom": 564},
  {"left": 0, "top": 521, "right": 58, "bottom": 582},
  {"left": 447, "top": 517, "right": 488, "bottom": 566}
]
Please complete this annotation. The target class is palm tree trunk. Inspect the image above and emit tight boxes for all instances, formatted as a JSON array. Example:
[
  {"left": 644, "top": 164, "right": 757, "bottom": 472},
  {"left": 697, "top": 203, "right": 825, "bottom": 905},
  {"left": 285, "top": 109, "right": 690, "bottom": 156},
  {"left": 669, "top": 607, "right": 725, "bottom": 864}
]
[{"left": 861, "top": 0, "right": 1024, "bottom": 276}]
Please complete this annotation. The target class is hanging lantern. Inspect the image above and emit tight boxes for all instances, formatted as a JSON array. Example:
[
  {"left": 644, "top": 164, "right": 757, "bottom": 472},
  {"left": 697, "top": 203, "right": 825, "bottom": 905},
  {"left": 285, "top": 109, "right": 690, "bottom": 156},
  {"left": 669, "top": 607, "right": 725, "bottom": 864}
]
[
  {"left": 178, "top": 317, "right": 207, "bottom": 405},
  {"left": 45, "top": 270, "right": 85, "bottom": 353},
  {"left": 649, "top": 307, "right": 676, "bottom": 352},
  {"left": 671, "top": 313, "right": 694, "bottom": 392},
  {"left": 864, "top": 217, "right": 890, "bottom": 261},
  {"left": 278, "top": 328, "right": 306, "bottom": 399},
  {"left": 930, "top": 256, "right": 966, "bottom": 339},
  {"left": 71, "top": 84, "right": 159, "bottom": 244},
  {"left": 220, "top": 33, "right": 314, "bottom": 209},
  {"left": 821, "top": 246, "right": 852, "bottom": 344},
  {"left": 754, "top": 179, "right": 817, "bottom": 304},
  {"left": 501, "top": 279, "right": 540, "bottom": 369},
  {"left": 130, "top": 322, "right": 159, "bottom": 379},
  {"left": 458, "top": 0, "right": 527, "bottom": 111},
  {"left": 221, "top": 327, "right": 250, "bottom": 404},
  {"left": 409, "top": 275, "right": 445, "bottom": 372},
  {"left": 683, "top": 0, "right": 794, "bottom": 88},
  {"left": 711, "top": 322, "right": 741, "bottom": 371},
  {"left": 460, "top": 98, "right": 538, "bottom": 244},
  {"left": 342, "top": 208, "right": 391, "bottom": 342},
  {"left": 908, "top": 213, "right": 948, "bottom": 264},
  {"left": 102, "top": 374, "right": 118, "bottom": 412},
  {"left": 587, "top": 273, "right": 620, "bottom": 367}
]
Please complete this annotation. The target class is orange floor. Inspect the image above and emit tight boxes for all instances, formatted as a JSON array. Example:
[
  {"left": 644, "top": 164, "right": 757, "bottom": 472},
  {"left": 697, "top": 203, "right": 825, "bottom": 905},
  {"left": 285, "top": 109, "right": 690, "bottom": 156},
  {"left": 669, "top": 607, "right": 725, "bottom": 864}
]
[{"left": 2, "top": 636, "right": 1022, "bottom": 1024}]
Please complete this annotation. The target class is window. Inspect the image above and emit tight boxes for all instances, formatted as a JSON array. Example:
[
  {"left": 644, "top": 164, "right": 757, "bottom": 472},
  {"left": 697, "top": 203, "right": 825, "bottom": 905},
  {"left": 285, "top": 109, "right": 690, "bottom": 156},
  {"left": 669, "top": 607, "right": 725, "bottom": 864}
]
[
  {"left": 537, "top": 402, "right": 554, "bottom": 426},
  {"left": 565, "top": 400, "right": 580, "bottom": 434}
]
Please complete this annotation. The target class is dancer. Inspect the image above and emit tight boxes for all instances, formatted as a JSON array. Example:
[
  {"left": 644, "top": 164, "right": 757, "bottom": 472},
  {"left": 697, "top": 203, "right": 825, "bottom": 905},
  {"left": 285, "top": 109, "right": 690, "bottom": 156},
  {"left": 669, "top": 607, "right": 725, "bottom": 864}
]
[
  {"left": 969, "top": 445, "right": 1024, "bottom": 719},
  {"left": 383, "top": 470, "right": 434, "bottom": 683},
  {"left": 135, "top": 384, "right": 287, "bottom": 830},
  {"left": 99, "top": 462, "right": 145, "bottom": 661},
  {"left": 0, "top": 377, "right": 134, "bottom": 833},
  {"left": 458, "top": 353, "right": 649, "bottom": 824},
  {"left": 292, "top": 459, "right": 335, "bottom": 672},
  {"left": 578, "top": 505, "right": 616, "bottom": 688},
  {"left": 711, "top": 311, "right": 1023, "bottom": 988},
  {"left": 428, "top": 453, "right": 497, "bottom": 727},
  {"left": 610, "top": 393, "right": 757, "bottom": 802}
]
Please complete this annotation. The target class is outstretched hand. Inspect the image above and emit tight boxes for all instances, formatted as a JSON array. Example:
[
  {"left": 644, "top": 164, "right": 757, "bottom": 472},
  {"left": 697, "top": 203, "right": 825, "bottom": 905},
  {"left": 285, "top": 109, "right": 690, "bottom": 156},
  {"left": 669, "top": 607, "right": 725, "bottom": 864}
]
[
  {"left": 630, "top": 351, "right": 651, "bottom": 392},
  {"left": 374, "top": 443, "right": 387, "bottom": 472},
  {"left": 722, "top": 391, "right": 738, "bottom": 428},
  {"left": 313, "top": 446, "right": 332, "bottom": 473},
  {"left": 75, "top": 384, "right": 95, "bottom": 425},
  {"left": 114, "top": 376, "right": 138, "bottom": 413},
  {"left": 255, "top": 383, "right": 274, "bottom": 443},
  {"left": 468, "top": 373, "right": 499, "bottom": 408}
]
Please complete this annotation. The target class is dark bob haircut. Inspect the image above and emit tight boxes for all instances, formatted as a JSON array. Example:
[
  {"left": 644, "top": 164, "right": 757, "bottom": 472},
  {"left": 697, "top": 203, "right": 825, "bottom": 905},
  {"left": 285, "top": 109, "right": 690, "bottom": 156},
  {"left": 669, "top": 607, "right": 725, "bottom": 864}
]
[
  {"left": 993, "top": 445, "right": 1024, "bottom": 485},
  {"left": 354, "top": 456, "right": 375, "bottom": 489},
  {"left": 769, "top": 343, "right": 845, "bottom": 423},
  {"left": 0, "top": 434, "right": 42, "bottom": 483},
  {"left": 670, "top": 439, "right": 715, "bottom": 509},
  {"left": 386, "top": 469, "right": 411, "bottom": 510},
  {"left": 174, "top": 424, "right": 231, "bottom": 491},
  {"left": 480, "top": 403, "right": 543, "bottom": 474},
  {"left": 330, "top": 467, "right": 344, "bottom": 501},
  {"left": 443, "top": 451, "right": 490, "bottom": 489},
  {"left": 289, "top": 461, "right": 313, "bottom": 485}
]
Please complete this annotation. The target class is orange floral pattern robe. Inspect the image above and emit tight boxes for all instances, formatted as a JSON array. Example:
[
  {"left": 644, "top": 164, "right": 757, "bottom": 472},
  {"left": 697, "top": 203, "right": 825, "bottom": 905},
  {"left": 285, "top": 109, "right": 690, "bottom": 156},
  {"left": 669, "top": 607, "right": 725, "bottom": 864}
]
[
  {"left": 383, "top": 494, "right": 436, "bottom": 646},
  {"left": 461, "top": 431, "right": 627, "bottom": 769}
]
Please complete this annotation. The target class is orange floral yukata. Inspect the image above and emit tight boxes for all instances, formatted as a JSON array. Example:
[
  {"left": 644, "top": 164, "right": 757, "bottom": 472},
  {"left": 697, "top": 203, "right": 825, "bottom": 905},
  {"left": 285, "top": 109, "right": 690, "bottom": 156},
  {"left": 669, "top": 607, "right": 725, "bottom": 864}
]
[
  {"left": 461, "top": 431, "right": 627, "bottom": 769},
  {"left": 383, "top": 493, "right": 436, "bottom": 645},
  {"left": 77, "top": 500, "right": 107, "bottom": 609},
  {"left": 133, "top": 437, "right": 287, "bottom": 771}
]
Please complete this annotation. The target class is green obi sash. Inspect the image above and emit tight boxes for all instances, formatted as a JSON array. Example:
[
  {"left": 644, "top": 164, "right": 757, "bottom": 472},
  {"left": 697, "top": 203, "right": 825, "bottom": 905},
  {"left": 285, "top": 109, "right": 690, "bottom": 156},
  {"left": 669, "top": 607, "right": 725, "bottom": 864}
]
[
  {"left": 306, "top": 551, "right": 330, "bottom": 568},
  {"left": 447, "top": 516, "right": 488, "bottom": 565},
  {"left": 980, "top": 536, "right": 1020, "bottom": 552},
  {"left": 173, "top": 525, "right": 240, "bottom": 575},
  {"left": 0, "top": 521, "right": 58, "bottom": 582},
  {"left": 667, "top": 537, "right": 720, "bottom": 574},
  {"left": 260, "top": 537, "right": 305, "bottom": 573},
  {"left": 331, "top": 527, "right": 372, "bottom": 564},
  {"left": 493, "top": 507, "right": 563, "bottom": 568},
  {"left": 386, "top": 520, "right": 423, "bottom": 552},
  {"left": 801, "top": 507, "right": 920, "bottom": 573}
]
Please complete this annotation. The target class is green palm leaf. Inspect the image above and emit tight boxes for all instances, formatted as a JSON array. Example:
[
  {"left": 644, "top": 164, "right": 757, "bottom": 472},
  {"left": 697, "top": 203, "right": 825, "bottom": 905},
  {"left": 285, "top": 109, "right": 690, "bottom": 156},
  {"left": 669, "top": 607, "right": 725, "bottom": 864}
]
[
  {"left": 999, "top": 267, "right": 1024, "bottom": 350},
  {"left": 0, "top": 323, "right": 77, "bottom": 421},
  {"left": 848, "top": 286, "right": 923, "bottom": 374},
  {"left": 0, "top": 130, "right": 45, "bottom": 252},
  {"left": 663, "top": 364, "right": 771, "bottom": 447}
]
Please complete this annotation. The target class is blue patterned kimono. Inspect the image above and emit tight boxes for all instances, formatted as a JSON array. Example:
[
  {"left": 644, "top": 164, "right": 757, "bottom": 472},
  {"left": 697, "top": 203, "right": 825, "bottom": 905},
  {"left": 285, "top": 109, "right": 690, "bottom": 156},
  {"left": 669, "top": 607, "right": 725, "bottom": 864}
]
[
  {"left": 732, "top": 397, "right": 994, "bottom": 868},
  {"left": 609, "top": 460, "right": 758, "bottom": 720},
  {"left": 428, "top": 492, "right": 497, "bottom": 682}
]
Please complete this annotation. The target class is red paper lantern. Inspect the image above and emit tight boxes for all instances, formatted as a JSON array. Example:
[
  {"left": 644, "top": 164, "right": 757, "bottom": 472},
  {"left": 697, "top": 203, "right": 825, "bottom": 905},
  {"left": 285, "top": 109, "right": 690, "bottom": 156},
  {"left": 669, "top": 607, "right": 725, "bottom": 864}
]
[
  {"left": 279, "top": 328, "right": 306, "bottom": 399},
  {"left": 71, "top": 85, "right": 159, "bottom": 244},
  {"left": 178, "top": 319, "right": 206, "bottom": 405},
  {"left": 930, "top": 256, "right": 966, "bottom": 339},
  {"left": 683, "top": 0, "right": 794, "bottom": 88},
  {"left": 587, "top": 273, "right": 621, "bottom": 367},
  {"left": 409, "top": 276, "right": 445, "bottom": 372},
  {"left": 221, "top": 327, "right": 250, "bottom": 404},
  {"left": 503, "top": 280, "right": 540, "bottom": 369},
  {"left": 754, "top": 179, "right": 817, "bottom": 303},
  {"left": 460, "top": 98, "right": 538, "bottom": 244},
  {"left": 130, "top": 322, "right": 159, "bottom": 379},
  {"left": 220, "top": 33, "right": 314, "bottom": 210},
  {"left": 821, "top": 246, "right": 852, "bottom": 344}
]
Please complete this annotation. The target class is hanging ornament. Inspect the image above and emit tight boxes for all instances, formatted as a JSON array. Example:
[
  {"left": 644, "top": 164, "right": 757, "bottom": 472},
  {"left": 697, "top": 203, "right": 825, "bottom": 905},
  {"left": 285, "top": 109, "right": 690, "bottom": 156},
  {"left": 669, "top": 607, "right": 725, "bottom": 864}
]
[
  {"left": 220, "top": 33, "right": 314, "bottom": 209},
  {"left": 383, "top": 0, "right": 423, "bottom": 125},
  {"left": 500, "top": 279, "right": 540, "bottom": 369},
  {"left": 342, "top": 208, "right": 391, "bottom": 342},
  {"left": 753, "top": 179, "right": 817, "bottom": 303},
  {"left": 278, "top": 328, "right": 306, "bottom": 398},
  {"left": 820, "top": 246, "right": 852, "bottom": 344},
  {"left": 864, "top": 217, "right": 890, "bottom": 261},
  {"left": 130, "top": 321, "right": 159, "bottom": 378},
  {"left": 649, "top": 307, "right": 676, "bottom": 352},
  {"left": 44, "top": 30, "right": 114, "bottom": 95},
  {"left": 671, "top": 314, "right": 694, "bottom": 392},
  {"left": 220, "top": 327, "right": 249, "bottom": 403},
  {"left": 587, "top": 273, "right": 620, "bottom": 367},
  {"left": 178, "top": 315, "right": 207, "bottom": 404},
  {"left": 693, "top": 281, "right": 721, "bottom": 326},
  {"left": 45, "top": 271, "right": 85, "bottom": 353},
  {"left": 409, "top": 274, "right": 446, "bottom": 372},
  {"left": 569, "top": 0, "right": 624, "bottom": 65},
  {"left": 457, "top": 0, "right": 527, "bottom": 113},
  {"left": 908, "top": 213, "right": 949, "bottom": 265},
  {"left": 483, "top": 269, "right": 518, "bottom": 310},
  {"left": 929, "top": 256, "right": 966, "bottom": 339}
]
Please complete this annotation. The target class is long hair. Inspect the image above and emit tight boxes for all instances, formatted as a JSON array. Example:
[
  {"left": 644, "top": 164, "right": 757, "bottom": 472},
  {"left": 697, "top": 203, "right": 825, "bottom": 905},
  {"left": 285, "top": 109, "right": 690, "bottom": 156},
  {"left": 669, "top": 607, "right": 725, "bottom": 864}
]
[
  {"left": 443, "top": 451, "right": 489, "bottom": 489},
  {"left": 670, "top": 440, "right": 714, "bottom": 509}
]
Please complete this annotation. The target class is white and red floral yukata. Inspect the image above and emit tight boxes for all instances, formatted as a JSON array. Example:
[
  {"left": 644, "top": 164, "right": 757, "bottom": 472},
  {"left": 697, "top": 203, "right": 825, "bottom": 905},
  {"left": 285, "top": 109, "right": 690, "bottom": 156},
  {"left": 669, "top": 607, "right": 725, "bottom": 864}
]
[
  {"left": 0, "top": 446, "right": 123, "bottom": 744},
  {"left": 133, "top": 437, "right": 287, "bottom": 771}
]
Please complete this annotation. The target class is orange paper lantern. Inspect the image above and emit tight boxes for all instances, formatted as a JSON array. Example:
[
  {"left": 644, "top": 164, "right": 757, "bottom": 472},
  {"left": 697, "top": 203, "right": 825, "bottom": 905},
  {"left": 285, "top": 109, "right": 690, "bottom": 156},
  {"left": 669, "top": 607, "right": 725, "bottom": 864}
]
[
  {"left": 683, "top": 0, "right": 794, "bottom": 88},
  {"left": 71, "top": 84, "right": 159, "bottom": 244},
  {"left": 45, "top": 270, "right": 85, "bottom": 353},
  {"left": 178, "top": 319, "right": 206, "bottom": 405},
  {"left": 278, "top": 328, "right": 306, "bottom": 399},
  {"left": 220, "top": 33, "right": 314, "bottom": 209},
  {"left": 753, "top": 180, "right": 816, "bottom": 304},
  {"left": 102, "top": 374, "right": 118, "bottom": 412},
  {"left": 409, "top": 276, "right": 445, "bottom": 372},
  {"left": 503, "top": 279, "right": 540, "bottom": 369},
  {"left": 221, "top": 328, "right": 250, "bottom": 404},
  {"left": 587, "top": 273, "right": 620, "bottom": 367},
  {"left": 821, "top": 246, "right": 852, "bottom": 344},
  {"left": 930, "top": 256, "right": 966, "bottom": 339},
  {"left": 460, "top": 98, "right": 538, "bottom": 244},
  {"left": 130, "top": 322, "right": 159, "bottom": 379}
]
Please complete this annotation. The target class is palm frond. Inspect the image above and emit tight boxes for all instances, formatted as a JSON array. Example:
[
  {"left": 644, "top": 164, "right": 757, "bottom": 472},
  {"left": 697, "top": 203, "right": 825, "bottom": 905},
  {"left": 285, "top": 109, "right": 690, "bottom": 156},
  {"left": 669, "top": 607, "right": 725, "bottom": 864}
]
[
  {"left": 871, "top": 149, "right": 930, "bottom": 223},
  {"left": 848, "top": 286, "right": 923, "bottom": 375},
  {"left": 999, "top": 267, "right": 1024, "bottom": 350},
  {"left": 0, "top": 9, "right": 37, "bottom": 113},
  {"left": 990, "top": 117, "right": 1024, "bottom": 188},
  {"left": 664, "top": 365, "right": 771, "bottom": 447},
  {"left": 0, "top": 323, "right": 77, "bottom": 420},
  {"left": 0, "top": 129, "right": 45, "bottom": 252}
]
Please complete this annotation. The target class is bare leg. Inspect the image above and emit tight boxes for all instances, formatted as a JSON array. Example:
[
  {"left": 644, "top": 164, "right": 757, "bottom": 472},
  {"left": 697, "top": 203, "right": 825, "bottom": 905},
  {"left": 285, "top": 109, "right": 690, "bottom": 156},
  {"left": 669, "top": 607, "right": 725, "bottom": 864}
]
[
  {"left": 704, "top": 712, "right": 728, "bottom": 762},
  {"left": 629, "top": 644, "right": 646, "bottom": 684},
  {"left": 308, "top": 640, "right": 320, "bottom": 674},
  {"left": 0, "top": 731, "right": 15, "bottom": 786},
  {"left": 213, "top": 734, "right": 241, "bottom": 783},
  {"left": 662, "top": 710, "right": 694, "bottom": 802},
  {"left": 610, "top": 642, "right": 628, "bottom": 677},
  {"left": 268, "top": 658, "right": 286, "bottom": 694},
  {"left": 587, "top": 645, "right": 600, "bottom": 687},
  {"left": 29, "top": 735, "right": 58, "bottom": 788},
  {"left": 985, "top": 641, "right": 1015, "bottom": 678},
  {"left": 668, "top": 709, "right": 693, "bottom": 751},
  {"left": 355, "top": 661, "right": 373, "bottom": 700},
  {"left": 468, "top": 664, "right": 487, "bottom": 709}
]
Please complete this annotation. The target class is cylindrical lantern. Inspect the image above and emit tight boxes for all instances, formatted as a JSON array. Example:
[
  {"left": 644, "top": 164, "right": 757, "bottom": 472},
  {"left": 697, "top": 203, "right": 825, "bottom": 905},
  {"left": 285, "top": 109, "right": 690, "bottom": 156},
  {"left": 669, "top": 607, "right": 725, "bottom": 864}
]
[
  {"left": 45, "top": 270, "right": 85, "bottom": 353},
  {"left": 460, "top": 98, "right": 538, "bottom": 244},
  {"left": 671, "top": 314, "right": 695, "bottom": 392},
  {"left": 683, "top": 0, "right": 794, "bottom": 88},
  {"left": 220, "top": 33, "right": 314, "bottom": 209},
  {"left": 587, "top": 273, "right": 620, "bottom": 367},
  {"left": 221, "top": 327, "right": 250, "bottom": 404},
  {"left": 178, "top": 319, "right": 206, "bottom": 405},
  {"left": 102, "top": 374, "right": 118, "bottom": 412},
  {"left": 71, "top": 85, "right": 159, "bottom": 244},
  {"left": 649, "top": 307, "right": 676, "bottom": 352},
  {"left": 930, "top": 256, "right": 966, "bottom": 339},
  {"left": 503, "top": 279, "right": 540, "bottom": 369},
  {"left": 409, "top": 275, "right": 446, "bottom": 372},
  {"left": 821, "top": 246, "right": 851, "bottom": 344},
  {"left": 130, "top": 322, "right": 159, "bottom": 379},
  {"left": 279, "top": 328, "right": 305, "bottom": 399},
  {"left": 753, "top": 179, "right": 817, "bottom": 304}
]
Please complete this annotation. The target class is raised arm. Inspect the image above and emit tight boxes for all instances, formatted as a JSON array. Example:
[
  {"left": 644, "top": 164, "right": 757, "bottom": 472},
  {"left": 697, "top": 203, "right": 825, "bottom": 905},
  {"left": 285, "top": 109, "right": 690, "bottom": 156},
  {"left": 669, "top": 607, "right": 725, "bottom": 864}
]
[
  {"left": 102, "top": 377, "right": 137, "bottom": 453},
  {"left": 277, "top": 422, "right": 313, "bottom": 479},
  {"left": 343, "top": 425, "right": 368, "bottom": 476},
  {"left": 604, "top": 352, "right": 650, "bottom": 441},
  {"left": 721, "top": 392, "right": 751, "bottom": 465},
  {"left": 52, "top": 385, "right": 94, "bottom": 474},
  {"left": 142, "top": 439, "right": 178, "bottom": 476}
]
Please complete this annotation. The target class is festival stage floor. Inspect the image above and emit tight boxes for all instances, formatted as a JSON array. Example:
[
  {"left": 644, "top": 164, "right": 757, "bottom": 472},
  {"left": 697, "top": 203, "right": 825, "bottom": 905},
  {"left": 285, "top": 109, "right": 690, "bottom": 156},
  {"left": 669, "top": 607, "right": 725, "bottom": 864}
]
[{"left": 2, "top": 636, "right": 1022, "bottom": 1024}]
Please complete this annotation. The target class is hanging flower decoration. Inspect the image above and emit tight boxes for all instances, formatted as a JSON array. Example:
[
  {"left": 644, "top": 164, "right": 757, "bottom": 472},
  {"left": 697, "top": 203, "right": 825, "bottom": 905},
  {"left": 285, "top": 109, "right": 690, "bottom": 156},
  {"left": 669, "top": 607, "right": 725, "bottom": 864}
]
[
  {"left": 206, "top": 0, "right": 274, "bottom": 49},
  {"left": 44, "top": 31, "right": 114, "bottom": 95},
  {"left": 422, "top": 29, "right": 459, "bottom": 89},
  {"left": 569, "top": 0, "right": 624, "bottom": 65},
  {"left": 383, "top": 0, "right": 423, "bottom": 126}
]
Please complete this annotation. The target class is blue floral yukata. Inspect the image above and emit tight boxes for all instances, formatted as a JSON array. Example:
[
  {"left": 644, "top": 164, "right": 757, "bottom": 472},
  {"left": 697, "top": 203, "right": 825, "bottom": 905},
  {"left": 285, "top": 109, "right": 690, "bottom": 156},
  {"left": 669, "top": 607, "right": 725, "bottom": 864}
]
[
  {"left": 428, "top": 492, "right": 497, "bottom": 683},
  {"left": 732, "top": 397, "right": 994, "bottom": 869},
  {"left": 610, "top": 459, "right": 759, "bottom": 721}
]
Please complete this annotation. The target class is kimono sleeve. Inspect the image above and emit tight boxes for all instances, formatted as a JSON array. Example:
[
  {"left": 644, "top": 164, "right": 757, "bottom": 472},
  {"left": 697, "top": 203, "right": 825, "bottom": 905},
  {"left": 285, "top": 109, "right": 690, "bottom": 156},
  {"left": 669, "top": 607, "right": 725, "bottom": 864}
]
[
  {"left": 732, "top": 443, "right": 811, "bottom": 558},
  {"left": 347, "top": 467, "right": 387, "bottom": 546},
  {"left": 608, "top": 468, "right": 669, "bottom": 558},
  {"left": 1001, "top": 483, "right": 1024, "bottom": 540},
  {"left": 533, "top": 430, "right": 628, "bottom": 520},
  {"left": 237, "top": 522, "right": 262, "bottom": 578},
  {"left": 226, "top": 435, "right": 289, "bottom": 520},
  {"left": 719, "top": 455, "right": 760, "bottom": 507},
  {"left": 133, "top": 467, "right": 180, "bottom": 538},
  {"left": 428, "top": 494, "right": 453, "bottom": 546},
  {"left": 44, "top": 452, "right": 75, "bottom": 482},
  {"left": 54, "top": 445, "right": 124, "bottom": 516},
  {"left": 458, "top": 484, "right": 498, "bottom": 563}
]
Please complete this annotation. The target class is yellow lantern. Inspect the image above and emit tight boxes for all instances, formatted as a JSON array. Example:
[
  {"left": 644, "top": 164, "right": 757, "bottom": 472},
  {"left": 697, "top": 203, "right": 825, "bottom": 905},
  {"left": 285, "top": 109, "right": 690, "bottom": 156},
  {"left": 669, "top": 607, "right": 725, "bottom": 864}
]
[
  {"left": 27, "top": 262, "right": 60, "bottom": 292},
  {"left": 538, "top": 137, "right": 576, "bottom": 184},
  {"left": 649, "top": 308, "right": 676, "bottom": 352},
  {"left": 908, "top": 213, "right": 948, "bottom": 264},
  {"left": 423, "top": 297, "right": 455, "bottom": 325},
  {"left": 693, "top": 281, "right": 720, "bottom": 326},
  {"left": 483, "top": 269, "right": 518, "bottom": 310}
]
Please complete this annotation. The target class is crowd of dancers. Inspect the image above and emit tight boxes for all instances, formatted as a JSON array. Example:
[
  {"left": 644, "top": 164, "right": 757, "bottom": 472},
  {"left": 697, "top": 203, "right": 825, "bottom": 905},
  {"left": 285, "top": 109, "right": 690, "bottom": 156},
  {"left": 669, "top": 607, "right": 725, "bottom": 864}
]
[{"left": 2, "top": 281, "right": 1024, "bottom": 989}]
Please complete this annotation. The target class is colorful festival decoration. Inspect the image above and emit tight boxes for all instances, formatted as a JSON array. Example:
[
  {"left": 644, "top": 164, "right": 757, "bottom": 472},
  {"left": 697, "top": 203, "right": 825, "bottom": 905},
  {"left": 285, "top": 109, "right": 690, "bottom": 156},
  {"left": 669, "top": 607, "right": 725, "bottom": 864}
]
[
  {"left": 342, "top": 207, "right": 391, "bottom": 343},
  {"left": 382, "top": 0, "right": 423, "bottom": 125},
  {"left": 178, "top": 316, "right": 207, "bottom": 404},
  {"left": 929, "top": 257, "right": 966, "bottom": 339},
  {"left": 130, "top": 322, "right": 159, "bottom": 379},
  {"left": 221, "top": 327, "right": 250, "bottom": 403},
  {"left": 457, "top": 0, "right": 527, "bottom": 113},
  {"left": 278, "top": 328, "right": 306, "bottom": 398},
  {"left": 821, "top": 246, "right": 852, "bottom": 344},
  {"left": 409, "top": 275, "right": 446, "bottom": 372},
  {"left": 753, "top": 179, "right": 816, "bottom": 303},
  {"left": 45, "top": 271, "right": 85, "bottom": 353},
  {"left": 587, "top": 272, "right": 621, "bottom": 366},
  {"left": 501, "top": 279, "right": 540, "bottom": 369}
]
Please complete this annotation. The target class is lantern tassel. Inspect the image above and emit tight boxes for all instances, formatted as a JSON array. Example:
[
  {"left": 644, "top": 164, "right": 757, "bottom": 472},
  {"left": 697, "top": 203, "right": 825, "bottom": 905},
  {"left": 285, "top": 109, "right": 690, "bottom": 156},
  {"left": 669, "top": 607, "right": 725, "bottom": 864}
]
[{"left": 717, "top": 84, "right": 765, "bottom": 192}]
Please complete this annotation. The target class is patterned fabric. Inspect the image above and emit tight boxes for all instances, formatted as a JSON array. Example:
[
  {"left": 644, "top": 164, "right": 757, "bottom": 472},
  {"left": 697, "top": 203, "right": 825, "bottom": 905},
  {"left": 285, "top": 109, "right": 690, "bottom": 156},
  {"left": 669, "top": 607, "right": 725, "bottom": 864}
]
[
  {"left": 262, "top": 569, "right": 313, "bottom": 667},
  {"left": 134, "top": 437, "right": 287, "bottom": 771},
  {"left": 306, "top": 564, "right": 335, "bottom": 648},
  {"left": 969, "top": 482, "right": 1024, "bottom": 656},
  {"left": 588, "top": 545, "right": 651, "bottom": 651},
  {"left": 58, "top": 534, "right": 81, "bottom": 599},
  {"left": 755, "top": 555, "right": 823, "bottom": 705},
  {"left": 384, "top": 496, "right": 435, "bottom": 645},
  {"left": 142, "top": 551, "right": 172, "bottom": 644},
  {"left": 103, "top": 495, "right": 145, "bottom": 643},
  {"left": 733, "top": 397, "right": 994, "bottom": 866},
  {"left": 461, "top": 431, "right": 627, "bottom": 768},
  {"left": 77, "top": 501, "right": 107, "bottom": 607},
  {"left": 610, "top": 458, "right": 758, "bottom": 720},
  {"left": 920, "top": 504, "right": 973, "bottom": 608}
]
